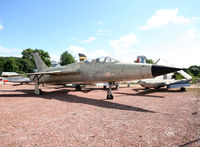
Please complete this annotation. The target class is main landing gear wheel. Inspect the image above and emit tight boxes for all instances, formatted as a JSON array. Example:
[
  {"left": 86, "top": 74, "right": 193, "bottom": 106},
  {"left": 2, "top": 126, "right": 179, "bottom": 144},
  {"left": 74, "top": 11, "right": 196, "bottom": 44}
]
[
  {"left": 180, "top": 87, "right": 185, "bottom": 92},
  {"left": 107, "top": 82, "right": 114, "bottom": 100},
  {"left": 116, "top": 84, "right": 119, "bottom": 90},
  {"left": 107, "top": 94, "right": 113, "bottom": 99},
  {"left": 155, "top": 86, "right": 161, "bottom": 89},
  {"left": 75, "top": 85, "right": 82, "bottom": 91},
  {"left": 34, "top": 88, "right": 42, "bottom": 95}
]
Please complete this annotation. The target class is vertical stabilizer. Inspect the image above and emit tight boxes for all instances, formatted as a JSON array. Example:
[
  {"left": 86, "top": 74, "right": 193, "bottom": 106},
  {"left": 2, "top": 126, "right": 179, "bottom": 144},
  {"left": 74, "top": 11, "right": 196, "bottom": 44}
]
[
  {"left": 78, "top": 53, "right": 87, "bottom": 62},
  {"left": 137, "top": 56, "right": 146, "bottom": 63},
  {"left": 177, "top": 70, "right": 192, "bottom": 80},
  {"left": 33, "top": 53, "right": 48, "bottom": 72}
]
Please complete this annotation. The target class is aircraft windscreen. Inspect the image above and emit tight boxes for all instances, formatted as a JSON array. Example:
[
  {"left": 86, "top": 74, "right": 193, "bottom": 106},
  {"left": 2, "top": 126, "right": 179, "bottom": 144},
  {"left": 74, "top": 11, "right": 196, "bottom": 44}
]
[
  {"left": 95, "top": 56, "right": 119, "bottom": 63},
  {"left": 84, "top": 59, "right": 92, "bottom": 63}
]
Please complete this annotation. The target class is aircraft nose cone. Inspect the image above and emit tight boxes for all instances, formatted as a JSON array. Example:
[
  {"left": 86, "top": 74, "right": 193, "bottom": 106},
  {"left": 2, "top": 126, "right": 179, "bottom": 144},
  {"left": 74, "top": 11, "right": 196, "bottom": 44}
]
[{"left": 151, "top": 65, "right": 182, "bottom": 77}]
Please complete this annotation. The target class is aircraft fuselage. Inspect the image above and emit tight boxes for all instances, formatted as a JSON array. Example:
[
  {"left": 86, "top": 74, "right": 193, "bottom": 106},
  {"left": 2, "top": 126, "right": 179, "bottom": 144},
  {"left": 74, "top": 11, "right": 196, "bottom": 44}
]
[{"left": 32, "top": 61, "right": 153, "bottom": 84}]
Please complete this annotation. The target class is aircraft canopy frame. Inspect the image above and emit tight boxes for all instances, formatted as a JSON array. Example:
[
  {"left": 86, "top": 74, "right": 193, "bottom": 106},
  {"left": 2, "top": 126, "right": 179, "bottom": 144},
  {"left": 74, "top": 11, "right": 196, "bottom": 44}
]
[{"left": 84, "top": 56, "right": 119, "bottom": 64}]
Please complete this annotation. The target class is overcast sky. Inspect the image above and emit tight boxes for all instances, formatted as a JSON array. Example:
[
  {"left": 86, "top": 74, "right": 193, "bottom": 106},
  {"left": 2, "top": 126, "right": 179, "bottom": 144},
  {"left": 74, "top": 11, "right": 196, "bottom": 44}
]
[{"left": 0, "top": 0, "right": 200, "bottom": 68}]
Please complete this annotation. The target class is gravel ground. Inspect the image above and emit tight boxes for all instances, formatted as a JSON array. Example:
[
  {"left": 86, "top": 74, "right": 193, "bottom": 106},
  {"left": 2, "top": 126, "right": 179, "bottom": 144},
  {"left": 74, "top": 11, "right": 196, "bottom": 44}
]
[{"left": 0, "top": 83, "right": 199, "bottom": 146}]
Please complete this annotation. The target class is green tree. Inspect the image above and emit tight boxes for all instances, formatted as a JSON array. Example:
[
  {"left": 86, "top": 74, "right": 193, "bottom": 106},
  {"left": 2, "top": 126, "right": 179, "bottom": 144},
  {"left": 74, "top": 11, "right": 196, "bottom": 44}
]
[
  {"left": 17, "top": 58, "right": 35, "bottom": 73},
  {"left": 134, "top": 58, "right": 154, "bottom": 64},
  {"left": 175, "top": 66, "right": 200, "bottom": 83},
  {"left": 146, "top": 59, "right": 154, "bottom": 64},
  {"left": 21, "top": 48, "right": 33, "bottom": 60},
  {"left": 60, "top": 51, "right": 75, "bottom": 66},
  {"left": 22, "top": 48, "right": 51, "bottom": 67},
  {"left": 0, "top": 57, "right": 6, "bottom": 74},
  {"left": 3, "top": 58, "right": 19, "bottom": 72},
  {"left": 34, "top": 49, "right": 51, "bottom": 67},
  {"left": 188, "top": 65, "right": 200, "bottom": 77}
]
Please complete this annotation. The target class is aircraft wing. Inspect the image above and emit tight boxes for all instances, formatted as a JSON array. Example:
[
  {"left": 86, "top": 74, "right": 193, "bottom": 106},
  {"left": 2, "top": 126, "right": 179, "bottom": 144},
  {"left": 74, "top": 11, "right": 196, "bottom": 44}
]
[
  {"left": 2, "top": 69, "right": 80, "bottom": 77},
  {"left": 28, "top": 69, "right": 80, "bottom": 76}
]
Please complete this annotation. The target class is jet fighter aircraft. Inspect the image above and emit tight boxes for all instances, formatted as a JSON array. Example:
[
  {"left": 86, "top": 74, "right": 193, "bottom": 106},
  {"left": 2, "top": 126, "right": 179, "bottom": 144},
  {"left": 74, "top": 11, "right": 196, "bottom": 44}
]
[{"left": 3, "top": 53, "right": 182, "bottom": 99}]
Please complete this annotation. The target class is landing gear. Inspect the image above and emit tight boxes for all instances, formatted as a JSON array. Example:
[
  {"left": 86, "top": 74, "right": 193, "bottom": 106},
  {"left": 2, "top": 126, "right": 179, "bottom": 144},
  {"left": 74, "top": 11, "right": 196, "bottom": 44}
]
[
  {"left": 107, "top": 82, "right": 114, "bottom": 100},
  {"left": 180, "top": 87, "right": 185, "bottom": 92},
  {"left": 34, "top": 75, "right": 42, "bottom": 95},
  {"left": 107, "top": 94, "right": 113, "bottom": 99},
  {"left": 155, "top": 86, "right": 162, "bottom": 89},
  {"left": 116, "top": 84, "right": 119, "bottom": 90},
  {"left": 35, "top": 88, "right": 42, "bottom": 95},
  {"left": 75, "top": 84, "right": 82, "bottom": 91}
]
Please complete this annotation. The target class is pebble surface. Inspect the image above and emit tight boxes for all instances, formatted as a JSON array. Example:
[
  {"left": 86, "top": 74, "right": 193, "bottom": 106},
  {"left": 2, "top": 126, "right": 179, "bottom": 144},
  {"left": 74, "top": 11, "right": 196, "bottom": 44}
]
[{"left": 0, "top": 83, "right": 199, "bottom": 146}]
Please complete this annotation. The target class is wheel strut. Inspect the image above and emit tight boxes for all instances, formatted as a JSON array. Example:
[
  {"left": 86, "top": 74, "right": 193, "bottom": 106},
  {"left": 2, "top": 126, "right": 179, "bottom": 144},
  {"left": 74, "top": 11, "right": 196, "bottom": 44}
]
[
  {"left": 107, "top": 82, "right": 114, "bottom": 99},
  {"left": 34, "top": 75, "right": 42, "bottom": 95}
]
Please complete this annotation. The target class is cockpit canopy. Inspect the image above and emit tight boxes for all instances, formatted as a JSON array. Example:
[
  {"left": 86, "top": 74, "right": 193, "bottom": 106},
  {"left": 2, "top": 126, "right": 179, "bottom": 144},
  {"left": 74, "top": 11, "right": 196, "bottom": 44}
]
[{"left": 84, "top": 56, "right": 119, "bottom": 63}]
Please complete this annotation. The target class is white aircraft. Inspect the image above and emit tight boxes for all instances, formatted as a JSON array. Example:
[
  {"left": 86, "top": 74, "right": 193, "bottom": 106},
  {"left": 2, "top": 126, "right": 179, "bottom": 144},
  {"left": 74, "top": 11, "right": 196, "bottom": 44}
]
[
  {"left": 137, "top": 56, "right": 192, "bottom": 91},
  {"left": 1, "top": 72, "right": 31, "bottom": 84}
]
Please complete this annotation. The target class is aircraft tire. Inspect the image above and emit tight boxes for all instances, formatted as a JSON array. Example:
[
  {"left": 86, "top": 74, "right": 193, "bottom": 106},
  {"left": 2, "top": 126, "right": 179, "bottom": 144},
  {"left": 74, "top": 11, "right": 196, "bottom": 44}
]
[
  {"left": 107, "top": 94, "right": 113, "bottom": 100},
  {"left": 155, "top": 86, "right": 161, "bottom": 89},
  {"left": 116, "top": 84, "right": 119, "bottom": 90},
  {"left": 35, "top": 89, "right": 42, "bottom": 95},
  {"left": 180, "top": 87, "right": 185, "bottom": 92},
  {"left": 166, "top": 85, "right": 169, "bottom": 90},
  {"left": 75, "top": 85, "right": 81, "bottom": 91},
  {"left": 39, "top": 89, "right": 42, "bottom": 95}
]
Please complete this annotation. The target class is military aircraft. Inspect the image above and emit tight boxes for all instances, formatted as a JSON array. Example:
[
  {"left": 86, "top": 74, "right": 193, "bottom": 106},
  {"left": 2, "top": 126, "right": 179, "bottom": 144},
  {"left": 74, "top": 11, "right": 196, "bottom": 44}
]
[
  {"left": 2, "top": 72, "right": 31, "bottom": 84},
  {"left": 138, "top": 72, "right": 191, "bottom": 91},
  {"left": 136, "top": 56, "right": 192, "bottom": 91},
  {"left": 2, "top": 53, "right": 182, "bottom": 99}
]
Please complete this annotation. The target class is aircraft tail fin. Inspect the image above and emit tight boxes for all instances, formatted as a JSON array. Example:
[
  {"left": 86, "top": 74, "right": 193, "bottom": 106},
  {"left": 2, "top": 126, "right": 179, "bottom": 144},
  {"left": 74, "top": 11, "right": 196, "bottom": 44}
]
[
  {"left": 78, "top": 53, "right": 87, "bottom": 62},
  {"left": 32, "top": 52, "right": 48, "bottom": 72},
  {"left": 177, "top": 70, "right": 192, "bottom": 80},
  {"left": 137, "top": 56, "right": 146, "bottom": 63}
]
